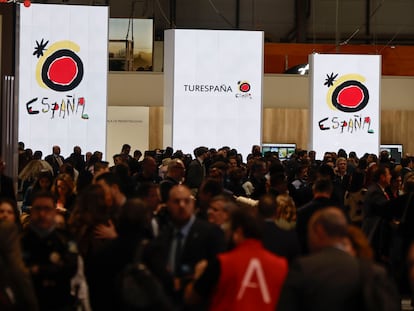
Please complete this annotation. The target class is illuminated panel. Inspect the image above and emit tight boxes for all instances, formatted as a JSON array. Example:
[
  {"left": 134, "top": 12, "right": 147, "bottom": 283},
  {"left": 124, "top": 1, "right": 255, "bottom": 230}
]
[
  {"left": 309, "top": 54, "right": 381, "bottom": 159},
  {"left": 17, "top": 4, "right": 108, "bottom": 158},
  {"left": 164, "top": 29, "right": 263, "bottom": 159}
]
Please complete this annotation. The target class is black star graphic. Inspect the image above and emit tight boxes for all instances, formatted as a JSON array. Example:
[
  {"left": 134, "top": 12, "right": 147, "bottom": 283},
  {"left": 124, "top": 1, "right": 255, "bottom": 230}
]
[
  {"left": 33, "top": 39, "right": 49, "bottom": 58},
  {"left": 324, "top": 72, "right": 338, "bottom": 87}
]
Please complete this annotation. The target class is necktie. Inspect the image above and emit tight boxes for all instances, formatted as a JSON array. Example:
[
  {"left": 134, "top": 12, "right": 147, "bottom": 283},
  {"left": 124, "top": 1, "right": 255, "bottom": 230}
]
[
  {"left": 56, "top": 156, "right": 63, "bottom": 167},
  {"left": 174, "top": 231, "right": 183, "bottom": 276},
  {"left": 384, "top": 191, "right": 390, "bottom": 200}
]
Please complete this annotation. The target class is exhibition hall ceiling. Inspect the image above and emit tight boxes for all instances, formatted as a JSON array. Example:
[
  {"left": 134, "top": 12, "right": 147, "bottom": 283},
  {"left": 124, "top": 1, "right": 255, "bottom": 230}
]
[{"left": 39, "top": 0, "right": 414, "bottom": 45}]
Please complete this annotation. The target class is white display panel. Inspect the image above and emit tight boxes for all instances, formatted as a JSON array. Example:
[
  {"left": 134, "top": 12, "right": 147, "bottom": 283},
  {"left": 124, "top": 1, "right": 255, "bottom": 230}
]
[
  {"left": 17, "top": 4, "right": 108, "bottom": 158},
  {"left": 106, "top": 106, "right": 149, "bottom": 163},
  {"left": 164, "top": 29, "right": 263, "bottom": 159},
  {"left": 309, "top": 54, "right": 381, "bottom": 159}
]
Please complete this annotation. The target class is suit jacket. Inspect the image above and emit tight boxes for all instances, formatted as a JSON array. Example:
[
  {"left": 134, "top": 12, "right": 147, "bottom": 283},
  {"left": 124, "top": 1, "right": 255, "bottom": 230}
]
[
  {"left": 296, "top": 197, "right": 336, "bottom": 254},
  {"left": 0, "top": 174, "right": 16, "bottom": 201},
  {"left": 262, "top": 220, "right": 301, "bottom": 262},
  {"left": 144, "top": 218, "right": 225, "bottom": 298},
  {"left": 277, "top": 247, "right": 363, "bottom": 311},
  {"left": 185, "top": 159, "right": 204, "bottom": 189},
  {"left": 159, "top": 176, "right": 179, "bottom": 203},
  {"left": 45, "top": 154, "right": 65, "bottom": 176},
  {"left": 363, "top": 183, "right": 389, "bottom": 219}
]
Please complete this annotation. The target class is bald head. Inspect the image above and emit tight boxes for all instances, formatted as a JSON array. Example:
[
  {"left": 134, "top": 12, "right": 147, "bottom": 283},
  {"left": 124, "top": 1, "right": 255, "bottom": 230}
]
[{"left": 308, "top": 207, "right": 348, "bottom": 252}]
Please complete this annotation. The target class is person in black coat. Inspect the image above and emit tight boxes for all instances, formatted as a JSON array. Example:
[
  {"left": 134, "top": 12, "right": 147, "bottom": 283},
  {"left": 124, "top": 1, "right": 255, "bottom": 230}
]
[
  {"left": 257, "top": 193, "right": 300, "bottom": 262},
  {"left": 44, "top": 145, "right": 65, "bottom": 176},
  {"left": 159, "top": 159, "right": 186, "bottom": 203},
  {"left": 278, "top": 207, "right": 363, "bottom": 311},
  {"left": 21, "top": 191, "right": 78, "bottom": 311},
  {"left": 0, "top": 156, "right": 16, "bottom": 201},
  {"left": 144, "top": 184, "right": 225, "bottom": 307},
  {"left": 296, "top": 178, "right": 336, "bottom": 254}
]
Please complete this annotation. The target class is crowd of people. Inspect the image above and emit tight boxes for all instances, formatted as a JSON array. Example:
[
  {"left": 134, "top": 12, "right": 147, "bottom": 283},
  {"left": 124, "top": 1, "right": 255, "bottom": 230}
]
[{"left": 0, "top": 142, "right": 413, "bottom": 310}]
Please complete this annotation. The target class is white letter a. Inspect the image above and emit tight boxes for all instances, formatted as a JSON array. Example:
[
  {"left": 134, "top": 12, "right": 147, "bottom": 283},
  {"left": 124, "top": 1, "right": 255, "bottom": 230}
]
[{"left": 236, "top": 258, "right": 271, "bottom": 303}]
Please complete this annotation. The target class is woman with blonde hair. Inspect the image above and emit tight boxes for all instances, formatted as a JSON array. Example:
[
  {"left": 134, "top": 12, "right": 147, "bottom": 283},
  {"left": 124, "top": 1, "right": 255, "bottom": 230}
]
[{"left": 275, "top": 193, "right": 297, "bottom": 230}]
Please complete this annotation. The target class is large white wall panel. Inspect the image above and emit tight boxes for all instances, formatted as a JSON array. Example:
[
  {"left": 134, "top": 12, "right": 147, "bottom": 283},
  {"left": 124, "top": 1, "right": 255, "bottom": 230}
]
[
  {"left": 309, "top": 54, "right": 381, "bottom": 158},
  {"left": 17, "top": 4, "right": 108, "bottom": 158},
  {"left": 164, "top": 29, "right": 263, "bottom": 158}
]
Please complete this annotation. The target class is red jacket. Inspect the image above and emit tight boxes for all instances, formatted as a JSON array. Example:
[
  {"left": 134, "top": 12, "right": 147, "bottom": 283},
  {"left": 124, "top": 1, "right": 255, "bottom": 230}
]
[{"left": 210, "top": 239, "right": 288, "bottom": 311}]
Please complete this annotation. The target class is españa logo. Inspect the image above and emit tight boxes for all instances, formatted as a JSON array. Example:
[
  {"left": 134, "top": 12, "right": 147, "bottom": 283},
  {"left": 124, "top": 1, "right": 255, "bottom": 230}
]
[
  {"left": 324, "top": 73, "right": 369, "bottom": 113},
  {"left": 33, "top": 39, "right": 84, "bottom": 92},
  {"left": 236, "top": 81, "right": 252, "bottom": 99},
  {"left": 318, "top": 73, "right": 373, "bottom": 134}
]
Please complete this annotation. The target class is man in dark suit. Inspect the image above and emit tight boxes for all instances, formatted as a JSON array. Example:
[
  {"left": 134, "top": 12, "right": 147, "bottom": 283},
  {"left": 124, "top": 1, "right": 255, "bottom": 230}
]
[
  {"left": 363, "top": 165, "right": 392, "bottom": 220},
  {"left": 66, "top": 145, "right": 85, "bottom": 172},
  {"left": 0, "top": 156, "right": 16, "bottom": 201},
  {"left": 296, "top": 178, "right": 336, "bottom": 254},
  {"left": 144, "top": 184, "right": 225, "bottom": 307},
  {"left": 277, "top": 207, "right": 363, "bottom": 311},
  {"left": 159, "top": 158, "right": 186, "bottom": 203},
  {"left": 45, "top": 145, "right": 65, "bottom": 176},
  {"left": 185, "top": 146, "right": 209, "bottom": 194},
  {"left": 362, "top": 165, "right": 392, "bottom": 260},
  {"left": 400, "top": 157, "right": 413, "bottom": 181}
]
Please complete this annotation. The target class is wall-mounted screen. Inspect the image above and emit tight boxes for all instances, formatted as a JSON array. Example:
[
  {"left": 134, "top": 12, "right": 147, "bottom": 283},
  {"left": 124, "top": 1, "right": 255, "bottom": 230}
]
[
  {"left": 380, "top": 144, "right": 403, "bottom": 164},
  {"left": 262, "top": 143, "right": 296, "bottom": 160}
]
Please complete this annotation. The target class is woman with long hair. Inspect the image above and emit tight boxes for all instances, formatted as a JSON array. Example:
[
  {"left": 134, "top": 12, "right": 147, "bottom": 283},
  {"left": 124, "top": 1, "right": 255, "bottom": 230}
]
[{"left": 51, "top": 173, "right": 77, "bottom": 216}]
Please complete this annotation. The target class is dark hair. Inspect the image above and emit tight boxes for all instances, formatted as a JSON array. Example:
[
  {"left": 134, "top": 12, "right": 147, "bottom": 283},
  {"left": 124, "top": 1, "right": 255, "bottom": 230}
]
[
  {"left": 269, "top": 172, "right": 286, "bottom": 188},
  {"left": 199, "top": 178, "right": 224, "bottom": 197},
  {"left": 59, "top": 163, "right": 75, "bottom": 180},
  {"left": 122, "top": 144, "right": 131, "bottom": 151},
  {"left": 297, "top": 150, "right": 307, "bottom": 158},
  {"left": 349, "top": 151, "right": 357, "bottom": 159},
  {"left": 313, "top": 178, "right": 333, "bottom": 195},
  {"left": 118, "top": 198, "right": 151, "bottom": 236},
  {"left": 31, "top": 190, "right": 56, "bottom": 206},
  {"left": 250, "top": 158, "right": 266, "bottom": 174},
  {"left": 401, "top": 157, "right": 412, "bottom": 168},
  {"left": 194, "top": 146, "right": 208, "bottom": 158},
  {"left": 257, "top": 193, "right": 277, "bottom": 218},
  {"left": 403, "top": 172, "right": 414, "bottom": 193},
  {"left": 318, "top": 164, "right": 335, "bottom": 180},
  {"left": 0, "top": 198, "right": 21, "bottom": 229},
  {"left": 337, "top": 148, "right": 348, "bottom": 159},
  {"left": 33, "top": 150, "right": 43, "bottom": 160},
  {"left": 70, "top": 184, "right": 108, "bottom": 226},
  {"left": 136, "top": 182, "right": 159, "bottom": 198},
  {"left": 373, "top": 165, "right": 390, "bottom": 183},
  {"left": 95, "top": 172, "right": 121, "bottom": 187},
  {"left": 230, "top": 208, "right": 262, "bottom": 240},
  {"left": 349, "top": 170, "right": 366, "bottom": 192}
]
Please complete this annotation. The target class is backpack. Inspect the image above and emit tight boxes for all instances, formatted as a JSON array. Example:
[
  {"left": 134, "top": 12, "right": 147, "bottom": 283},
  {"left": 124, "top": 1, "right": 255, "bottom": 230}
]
[
  {"left": 359, "top": 259, "right": 401, "bottom": 311},
  {"left": 117, "top": 241, "right": 172, "bottom": 311}
]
